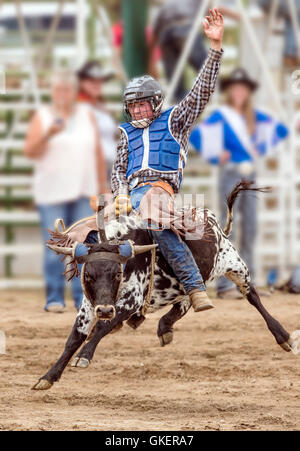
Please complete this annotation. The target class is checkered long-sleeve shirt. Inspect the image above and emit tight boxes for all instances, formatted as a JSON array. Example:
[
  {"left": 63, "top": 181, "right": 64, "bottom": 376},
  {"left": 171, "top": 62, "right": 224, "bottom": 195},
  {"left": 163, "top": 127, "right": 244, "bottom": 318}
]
[{"left": 111, "top": 48, "right": 223, "bottom": 198}]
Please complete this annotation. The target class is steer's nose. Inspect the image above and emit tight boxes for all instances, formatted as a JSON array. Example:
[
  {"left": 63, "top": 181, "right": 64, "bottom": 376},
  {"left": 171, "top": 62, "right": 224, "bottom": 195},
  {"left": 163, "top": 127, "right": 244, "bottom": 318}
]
[{"left": 94, "top": 304, "right": 116, "bottom": 321}]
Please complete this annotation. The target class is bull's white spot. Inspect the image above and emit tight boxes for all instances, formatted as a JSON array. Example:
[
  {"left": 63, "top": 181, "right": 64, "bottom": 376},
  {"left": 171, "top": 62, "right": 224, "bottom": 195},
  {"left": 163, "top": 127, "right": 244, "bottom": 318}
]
[
  {"left": 207, "top": 229, "right": 250, "bottom": 291},
  {"left": 105, "top": 220, "right": 130, "bottom": 241},
  {"left": 178, "top": 297, "right": 191, "bottom": 315},
  {"left": 117, "top": 272, "right": 146, "bottom": 311},
  {"left": 105, "top": 215, "right": 144, "bottom": 241},
  {"left": 76, "top": 296, "right": 95, "bottom": 336}
]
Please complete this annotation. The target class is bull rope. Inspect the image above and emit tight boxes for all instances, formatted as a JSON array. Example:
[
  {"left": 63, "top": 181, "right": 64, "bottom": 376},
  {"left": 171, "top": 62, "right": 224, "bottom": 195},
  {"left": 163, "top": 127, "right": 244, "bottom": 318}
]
[{"left": 141, "top": 245, "right": 156, "bottom": 317}]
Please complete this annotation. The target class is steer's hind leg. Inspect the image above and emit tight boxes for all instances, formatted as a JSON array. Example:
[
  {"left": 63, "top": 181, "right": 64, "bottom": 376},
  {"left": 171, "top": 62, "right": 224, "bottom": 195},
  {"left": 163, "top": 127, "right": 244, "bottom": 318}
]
[
  {"left": 226, "top": 266, "right": 292, "bottom": 351},
  {"left": 157, "top": 298, "right": 191, "bottom": 347},
  {"left": 246, "top": 285, "right": 291, "bottom": 349}
]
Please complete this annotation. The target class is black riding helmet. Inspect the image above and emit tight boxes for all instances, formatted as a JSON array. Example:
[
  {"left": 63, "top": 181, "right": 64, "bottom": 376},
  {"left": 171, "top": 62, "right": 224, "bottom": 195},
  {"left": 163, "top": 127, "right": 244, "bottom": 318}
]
[{"left": 123, "top": 75, "right": 164, "bottom": 126}]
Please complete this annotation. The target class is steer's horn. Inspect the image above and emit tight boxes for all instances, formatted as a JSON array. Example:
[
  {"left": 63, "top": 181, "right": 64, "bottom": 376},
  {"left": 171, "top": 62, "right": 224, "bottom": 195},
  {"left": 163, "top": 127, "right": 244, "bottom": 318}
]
[
  {"left": 133, "top": 244, "right": 158, "bottom": 255},
  {"left": 46, "top": 244, "right": 73, "bottom": 256}
]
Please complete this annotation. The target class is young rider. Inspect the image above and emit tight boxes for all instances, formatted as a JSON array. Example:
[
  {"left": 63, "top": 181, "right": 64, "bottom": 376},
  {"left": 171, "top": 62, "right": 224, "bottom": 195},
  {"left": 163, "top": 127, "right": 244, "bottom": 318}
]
[{"left": 111, "top": 8, "right": 224, "bottom": 313}]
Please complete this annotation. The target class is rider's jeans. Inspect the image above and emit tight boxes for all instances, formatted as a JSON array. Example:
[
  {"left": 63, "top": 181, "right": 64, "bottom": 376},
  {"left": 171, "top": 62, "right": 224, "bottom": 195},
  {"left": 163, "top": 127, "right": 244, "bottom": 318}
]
[
  {"left": 150, "top": 229, "right": 206, "bottom": 294},
  {"left": 130, "top": 185, "right": 206, "bottom": 294}
]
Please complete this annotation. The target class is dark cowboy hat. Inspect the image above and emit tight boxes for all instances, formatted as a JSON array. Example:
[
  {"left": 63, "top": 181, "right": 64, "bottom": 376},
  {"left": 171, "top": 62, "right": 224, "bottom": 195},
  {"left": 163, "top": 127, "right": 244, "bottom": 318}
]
[
  {"left": 219, "top": 67, "right": 259, "bottom": 92},
  {"left": 76, "top": 61, "right": 115, "bottom": 81}
]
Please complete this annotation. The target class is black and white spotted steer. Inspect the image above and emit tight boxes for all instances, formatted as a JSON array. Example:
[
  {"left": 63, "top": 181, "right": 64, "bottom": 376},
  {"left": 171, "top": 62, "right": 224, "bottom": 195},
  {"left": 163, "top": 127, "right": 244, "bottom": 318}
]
[{"left": 32, "top": 182, "right": 300, "bottom": 390}]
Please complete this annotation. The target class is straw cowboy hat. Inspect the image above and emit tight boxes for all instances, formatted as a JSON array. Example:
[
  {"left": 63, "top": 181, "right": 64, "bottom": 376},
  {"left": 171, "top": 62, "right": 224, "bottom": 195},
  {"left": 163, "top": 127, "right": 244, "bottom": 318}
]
[{"left": 220, "top": 67, "right": 259, "bottom": 92}]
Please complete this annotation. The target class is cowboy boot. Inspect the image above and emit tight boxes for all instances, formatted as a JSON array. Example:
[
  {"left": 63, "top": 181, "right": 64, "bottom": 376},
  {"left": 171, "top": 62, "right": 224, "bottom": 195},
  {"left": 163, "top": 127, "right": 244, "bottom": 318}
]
[{"left": 189, "top": 289, "right": 215, "bottom": 312}]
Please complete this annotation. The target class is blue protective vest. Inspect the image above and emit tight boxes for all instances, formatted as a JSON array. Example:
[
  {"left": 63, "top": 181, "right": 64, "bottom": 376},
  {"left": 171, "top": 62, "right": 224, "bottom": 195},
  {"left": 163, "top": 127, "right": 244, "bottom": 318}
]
[{"left": 119, "top": 108, "right": 182, "bottom": 179}]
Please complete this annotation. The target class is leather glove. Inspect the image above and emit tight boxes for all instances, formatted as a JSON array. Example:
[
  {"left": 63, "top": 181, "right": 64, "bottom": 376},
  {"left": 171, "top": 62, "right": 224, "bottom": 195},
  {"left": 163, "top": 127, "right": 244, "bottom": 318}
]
[{"left": 115, "top": 194, "right": 132, "bottom": 216}]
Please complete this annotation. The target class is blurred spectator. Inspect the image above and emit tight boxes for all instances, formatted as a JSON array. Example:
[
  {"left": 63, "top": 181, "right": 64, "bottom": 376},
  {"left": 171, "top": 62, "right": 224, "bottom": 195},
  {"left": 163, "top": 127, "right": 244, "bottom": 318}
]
[
  {"left": 24, "top": 69, "right": 107, "bottom": 313},
  {"left": 258, "top": 0, "right": 300, "bottom": 67},
  {"left": 112, "top": 20, "right": 161, "bottom": 79},
  {"left": 77, "top": 61, "right": 118, "bottom": 179},
  {"left": 112, "top": 20, "right": 123, "bottom": 56},
  {"left": 149, "top": 0, "right": 239, "bottom": 102},
  {"left": 190, "top": 67, "right": 289, "bottom": 298}
]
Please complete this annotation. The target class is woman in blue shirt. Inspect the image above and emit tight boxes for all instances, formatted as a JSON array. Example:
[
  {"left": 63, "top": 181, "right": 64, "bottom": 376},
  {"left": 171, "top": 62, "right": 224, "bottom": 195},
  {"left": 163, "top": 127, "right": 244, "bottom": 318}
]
[{"left": 190, "top": 68, "right": 289, "bottom": 299}]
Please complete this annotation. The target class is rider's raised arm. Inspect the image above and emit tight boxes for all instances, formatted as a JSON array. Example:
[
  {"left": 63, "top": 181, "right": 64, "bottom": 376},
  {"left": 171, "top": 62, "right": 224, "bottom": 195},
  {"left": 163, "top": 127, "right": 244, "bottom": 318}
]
[
  {"left": 170, "top": 48, "right": 223, "bottom": 136},
  {"left": 111, "top": 130, "right": 129, "bottom": 198},
  {"left": 170, "top": 8, "right": 224, "bottom": 137}
]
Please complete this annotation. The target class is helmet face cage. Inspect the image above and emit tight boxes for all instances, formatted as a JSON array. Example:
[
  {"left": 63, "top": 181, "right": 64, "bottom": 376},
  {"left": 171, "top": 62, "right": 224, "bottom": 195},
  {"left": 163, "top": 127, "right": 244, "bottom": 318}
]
[
  {"left": 124, "top": 94, "right": 163, "bottom": 122},
  {"left": 123, "top": 76, "right": 164, "bottom": 126}
]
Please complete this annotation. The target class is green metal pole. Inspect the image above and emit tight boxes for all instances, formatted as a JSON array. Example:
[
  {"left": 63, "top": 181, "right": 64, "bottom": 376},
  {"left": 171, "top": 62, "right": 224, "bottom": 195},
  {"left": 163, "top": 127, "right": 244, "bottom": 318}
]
[{"left": 122, "top": 0, "right": 148, "bottom": 78}]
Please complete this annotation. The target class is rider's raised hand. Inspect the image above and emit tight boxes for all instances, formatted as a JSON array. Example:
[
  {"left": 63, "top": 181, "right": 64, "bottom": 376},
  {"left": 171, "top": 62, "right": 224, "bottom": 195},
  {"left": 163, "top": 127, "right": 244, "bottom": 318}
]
[{"left": 203, "top": 8, "right": 224, "bottom": 51}]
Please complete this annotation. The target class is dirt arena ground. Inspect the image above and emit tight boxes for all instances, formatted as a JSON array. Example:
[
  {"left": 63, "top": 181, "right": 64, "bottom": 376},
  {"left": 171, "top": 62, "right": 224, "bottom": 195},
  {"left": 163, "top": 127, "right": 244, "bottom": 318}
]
[{"left": 0, "top": 289, "right": 299, "bottom": 431}]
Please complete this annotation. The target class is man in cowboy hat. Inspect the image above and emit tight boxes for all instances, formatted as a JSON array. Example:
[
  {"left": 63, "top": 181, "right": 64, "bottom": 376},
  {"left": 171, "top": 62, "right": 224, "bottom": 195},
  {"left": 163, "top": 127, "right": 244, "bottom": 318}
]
[{"left": 111, "top": 9, "right": 224, "bottom": 313}]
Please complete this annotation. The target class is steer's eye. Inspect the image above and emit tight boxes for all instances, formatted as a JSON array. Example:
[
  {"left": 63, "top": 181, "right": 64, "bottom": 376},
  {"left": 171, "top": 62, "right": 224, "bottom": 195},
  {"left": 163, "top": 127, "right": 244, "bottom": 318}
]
[{"left": 114, "top": 273, "right": 121, "bottom": 282}]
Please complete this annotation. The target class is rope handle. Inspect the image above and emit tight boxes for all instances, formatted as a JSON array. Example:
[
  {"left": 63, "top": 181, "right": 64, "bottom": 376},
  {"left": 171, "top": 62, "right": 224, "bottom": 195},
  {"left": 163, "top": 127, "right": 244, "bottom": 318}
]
[
  {"left": 54, "top": 215, "right": 97, "bottom": 235},
  {"left": 54, "top": 218, "right": 66, "bottom": 233}
]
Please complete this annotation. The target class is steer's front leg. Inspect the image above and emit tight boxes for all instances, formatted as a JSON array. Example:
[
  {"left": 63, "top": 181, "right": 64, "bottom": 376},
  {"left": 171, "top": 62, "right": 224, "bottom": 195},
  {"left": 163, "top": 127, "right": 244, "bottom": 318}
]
[
  {"left": 71, "top": 303, "right": 139, "bottom": 368},
  {"left": 32, "top": 297, "right": 95, "bottom": 390}
]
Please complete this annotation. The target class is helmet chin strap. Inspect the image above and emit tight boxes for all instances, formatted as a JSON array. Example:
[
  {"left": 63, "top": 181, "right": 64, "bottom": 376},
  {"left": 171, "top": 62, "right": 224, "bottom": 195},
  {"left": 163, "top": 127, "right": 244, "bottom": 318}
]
[{"left": 131, "top": 118, "right": 153, "bottom": 128}]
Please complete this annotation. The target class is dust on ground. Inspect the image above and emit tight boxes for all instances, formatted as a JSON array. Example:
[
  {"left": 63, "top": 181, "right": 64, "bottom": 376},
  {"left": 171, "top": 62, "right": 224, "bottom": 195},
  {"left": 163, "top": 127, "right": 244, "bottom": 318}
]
[{"left": 0, "top": 289, "right": 299, "bottom": 430}]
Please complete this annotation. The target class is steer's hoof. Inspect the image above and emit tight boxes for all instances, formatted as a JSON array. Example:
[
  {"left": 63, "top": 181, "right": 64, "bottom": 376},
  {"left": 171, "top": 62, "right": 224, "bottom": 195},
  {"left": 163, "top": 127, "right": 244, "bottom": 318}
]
[
  {"left": 289, "top": 330, "right": 300, "bottom": 355},
  {"left": 71, "top": 357, "right": 90, "bottom": 368},
  {"left": 158, "top": 331, "right": 173, "bottom": 347},
  {"left": 31, "top": 379, "right": 53, "bottom": 391},
  {"left": 280, "top": 341, "right": 291, "bottom": 352},
  {"left": 280, "top": 330, "right": 300, "bottom": 354}
]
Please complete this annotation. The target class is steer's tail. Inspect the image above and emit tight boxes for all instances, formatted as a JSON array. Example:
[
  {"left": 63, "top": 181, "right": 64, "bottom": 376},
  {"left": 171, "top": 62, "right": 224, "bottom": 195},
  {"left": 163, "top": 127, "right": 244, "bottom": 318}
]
[{"left": 224, "top": 181, "right": 271, "bottom": 237}]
